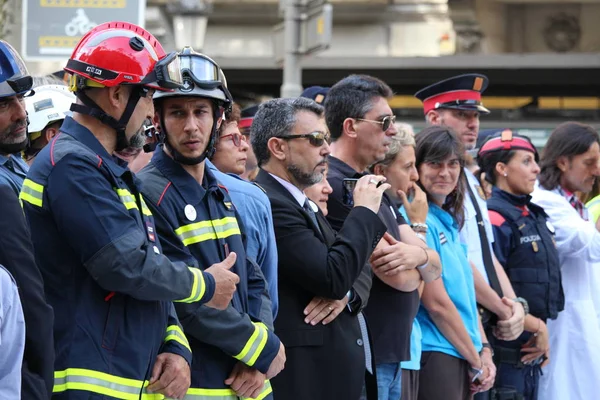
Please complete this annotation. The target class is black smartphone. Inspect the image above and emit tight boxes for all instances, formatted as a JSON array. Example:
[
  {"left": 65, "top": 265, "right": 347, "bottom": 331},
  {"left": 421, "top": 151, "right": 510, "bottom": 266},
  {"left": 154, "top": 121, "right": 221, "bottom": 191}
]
[{"left": 342, "top": 178, "right": 359, "bottom": 207}]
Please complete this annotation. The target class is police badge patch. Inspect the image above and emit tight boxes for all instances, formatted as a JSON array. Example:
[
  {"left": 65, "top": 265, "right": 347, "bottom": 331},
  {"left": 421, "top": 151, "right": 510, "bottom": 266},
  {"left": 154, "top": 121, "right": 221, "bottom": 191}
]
[{"left": 475, "top": 185, "right": 486, "bottom": 200}]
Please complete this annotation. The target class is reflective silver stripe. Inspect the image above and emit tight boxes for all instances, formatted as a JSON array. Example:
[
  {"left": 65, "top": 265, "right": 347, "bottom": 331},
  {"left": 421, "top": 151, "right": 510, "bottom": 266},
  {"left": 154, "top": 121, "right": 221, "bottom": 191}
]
[
  {"left": 175, "top": 217, "right": 241, "bottom": 246},
  {"left": 53, "top": 370, "right": 161, "bottom": 399},
  {"left": 20, "top": 178, "right": 44, "bottom": 207},
  {"left": 234, "top": 323, "right": 268, "bottom": 366},
  {"left": 165, "top": 325, "right": 191, "bottom": 352},
  {"left": 183, "top": 380, "right": 272, "bottom": 400},
  {"left": 115, "top": 188, "right": 137, "bottom": 210}
]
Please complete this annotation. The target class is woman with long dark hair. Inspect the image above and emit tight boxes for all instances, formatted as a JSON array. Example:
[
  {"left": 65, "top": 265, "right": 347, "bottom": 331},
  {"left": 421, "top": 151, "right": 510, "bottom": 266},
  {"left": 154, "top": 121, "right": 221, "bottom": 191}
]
[
  {"left": 410, "top": 126, "right": 493, "bottom": 400},
  {"left": 477, "top": 130, "right": 563, "bottom": 400}
]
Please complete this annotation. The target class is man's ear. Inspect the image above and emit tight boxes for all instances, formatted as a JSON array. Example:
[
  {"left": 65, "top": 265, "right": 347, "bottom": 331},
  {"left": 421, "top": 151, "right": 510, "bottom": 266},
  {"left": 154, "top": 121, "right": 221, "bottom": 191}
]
[
  {"left": 44, "top": 125, "right": 60, "bottom": 142},
  {"left": 267, "top": 137, "right": 287, "bottom": 161},
  {"left": 557, "top": 155, "right": 569, "bottom": 172},
  {"left": 373, "top": 163, "right": 385, "bottom": 176},
  {"left": 107, "top": 85, "right": 129, "bottom": 110},
  {"left": 342, "top": 117, "right": 358, "bottom": 139},
  {"left": 426, "top": 110, "right": 441, "bottom": 126}
]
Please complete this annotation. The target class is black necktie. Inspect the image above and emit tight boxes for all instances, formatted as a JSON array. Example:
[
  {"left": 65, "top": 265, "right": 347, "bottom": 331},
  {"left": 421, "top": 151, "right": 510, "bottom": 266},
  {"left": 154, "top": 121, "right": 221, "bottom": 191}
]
[{"left": 303, "top": 198, "right": 322, "bottom": 234}]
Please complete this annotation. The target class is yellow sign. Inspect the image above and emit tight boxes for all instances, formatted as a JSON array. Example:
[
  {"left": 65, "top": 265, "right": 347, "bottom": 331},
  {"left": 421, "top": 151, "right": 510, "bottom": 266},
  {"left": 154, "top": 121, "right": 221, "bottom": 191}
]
[
  {"left": 41, "top": 0, "right": 126, "bottom": 8},
  {"left": 39, "top": 36, "right": 80, "bottom": 48}
]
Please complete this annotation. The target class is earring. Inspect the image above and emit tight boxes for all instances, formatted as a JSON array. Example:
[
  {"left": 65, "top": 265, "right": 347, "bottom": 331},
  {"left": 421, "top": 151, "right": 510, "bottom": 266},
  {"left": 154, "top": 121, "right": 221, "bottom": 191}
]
[{"left": 503, "top": 173, "right": 508, "bottom": 177}]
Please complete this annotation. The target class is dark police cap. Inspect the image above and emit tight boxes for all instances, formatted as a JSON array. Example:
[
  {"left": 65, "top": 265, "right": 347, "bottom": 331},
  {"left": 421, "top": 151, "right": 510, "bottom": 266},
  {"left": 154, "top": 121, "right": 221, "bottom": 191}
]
[
  {"left": 414, "top": 73, "right": 490, "bottom": 115},
  {"left": 239, "top": 104, "right": 259, "bottom": 131},
  {"left": 300, "top": 86, "right": 330, "bottom": 105}
]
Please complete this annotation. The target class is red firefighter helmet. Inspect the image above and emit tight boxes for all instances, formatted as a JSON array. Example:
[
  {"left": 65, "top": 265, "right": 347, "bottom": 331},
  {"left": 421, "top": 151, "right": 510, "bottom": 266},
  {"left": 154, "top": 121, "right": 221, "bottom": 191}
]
[{"left": 65, "top": 21, "right": 182, "bottom": 91}]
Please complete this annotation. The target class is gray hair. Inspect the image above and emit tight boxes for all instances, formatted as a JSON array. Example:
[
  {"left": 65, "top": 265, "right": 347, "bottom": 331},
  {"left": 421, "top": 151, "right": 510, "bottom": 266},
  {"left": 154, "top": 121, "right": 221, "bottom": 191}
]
[
  {"left": 251, "top": 97, "right": 324, "bottom": 167},
  {"left": 370, "top": 125, "right": 416, "bottom": 171}
]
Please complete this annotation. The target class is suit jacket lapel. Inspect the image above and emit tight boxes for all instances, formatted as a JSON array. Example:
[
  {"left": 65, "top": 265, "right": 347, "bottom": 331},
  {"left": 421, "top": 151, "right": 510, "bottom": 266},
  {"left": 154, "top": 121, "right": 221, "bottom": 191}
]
[
  {"left": 316, "top": 212, "right": 335, "bottom": 245},
  {"left": 256, "top": 169, "right": 326, "bottom": 241}
]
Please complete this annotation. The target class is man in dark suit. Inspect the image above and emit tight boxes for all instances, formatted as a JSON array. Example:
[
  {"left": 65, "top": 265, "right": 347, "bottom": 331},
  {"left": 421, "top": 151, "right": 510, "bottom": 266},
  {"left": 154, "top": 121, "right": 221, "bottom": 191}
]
[{"left": 251, "top": 97, "right": 389, "bottom": 400}]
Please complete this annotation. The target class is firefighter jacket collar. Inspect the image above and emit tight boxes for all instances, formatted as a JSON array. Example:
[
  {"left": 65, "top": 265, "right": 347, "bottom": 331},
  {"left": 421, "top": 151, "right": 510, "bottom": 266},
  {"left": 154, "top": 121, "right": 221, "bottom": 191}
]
[
  {"left": 60, "top": 116, "right": 129, "bottom": 178},
  {"left": 151, "top": 144, "right": 223, "bottom": 205}
]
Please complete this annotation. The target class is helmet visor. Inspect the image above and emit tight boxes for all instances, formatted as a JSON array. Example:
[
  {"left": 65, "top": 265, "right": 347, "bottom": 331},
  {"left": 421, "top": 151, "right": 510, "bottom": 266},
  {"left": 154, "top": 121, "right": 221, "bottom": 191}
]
[{"left": 179, "top": 53, "right": 223, "bottom": 88}]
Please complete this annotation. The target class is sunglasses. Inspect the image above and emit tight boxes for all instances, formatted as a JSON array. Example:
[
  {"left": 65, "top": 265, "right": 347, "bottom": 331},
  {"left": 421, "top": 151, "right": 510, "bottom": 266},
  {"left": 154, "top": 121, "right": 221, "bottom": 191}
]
[
  {"left": 275, "top": 131, "right": 331, "bottom": 147},
  {"left": 220, "top": 132, "right": 248, "bottom": 147},
  {"left": 356, "top": 115, "right": 396, "bottom": 132}
]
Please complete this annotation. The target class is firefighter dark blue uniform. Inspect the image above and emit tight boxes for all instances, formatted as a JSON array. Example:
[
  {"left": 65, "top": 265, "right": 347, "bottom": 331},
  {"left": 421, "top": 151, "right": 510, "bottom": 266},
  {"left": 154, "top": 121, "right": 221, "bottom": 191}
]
[
  {"left": 140, "top": 145, "right": 279, "bottom": 400},
  {"left": 21, "top": 117, "right": 216, "bottom": 399},
  {"left": 138, "top": 47, "right": 280, "bottom": 400},
  {"left": 478, "top": 131, "right": 564, "bottom": 400},
  {"left": 20, "top": 23, "right": 218, "bottom": 399}
]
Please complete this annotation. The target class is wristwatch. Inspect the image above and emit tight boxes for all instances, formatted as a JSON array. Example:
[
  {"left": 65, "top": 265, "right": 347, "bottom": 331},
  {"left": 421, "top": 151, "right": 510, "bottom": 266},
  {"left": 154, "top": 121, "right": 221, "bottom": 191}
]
[
  {"left": 513, "top": 297, "right": 529, "bottom": 316},
  {"left": 480, "top": 342, "right": 494, "bottom": 357}
]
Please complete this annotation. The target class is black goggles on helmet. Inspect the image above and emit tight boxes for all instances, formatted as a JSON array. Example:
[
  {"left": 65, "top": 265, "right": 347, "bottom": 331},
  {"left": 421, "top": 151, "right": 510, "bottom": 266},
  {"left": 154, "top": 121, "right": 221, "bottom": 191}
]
[{"left": 140, "top": 52, "right": 184, "bottom": 90}]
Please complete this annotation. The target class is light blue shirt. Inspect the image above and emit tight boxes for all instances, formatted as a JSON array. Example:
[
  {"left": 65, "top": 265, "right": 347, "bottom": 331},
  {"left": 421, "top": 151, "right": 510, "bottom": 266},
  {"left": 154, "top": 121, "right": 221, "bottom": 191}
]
[
  {"left": 460, "top": 168, "right": 495, "bottom": 283},
  {"left": 399, "top": 207, "right": 422, "bottom": 371},
  {"left": 0, "top": 265, "right": 25, "bottom": 399},
  {"left": 206, "top": 161, "right": 279, "bottom": 317},
  {"left": 0, "top": 154, "right": 28, "bottom": 196},
  {"left": 418, "top": 203, "right": 482, "bottom": 359}
]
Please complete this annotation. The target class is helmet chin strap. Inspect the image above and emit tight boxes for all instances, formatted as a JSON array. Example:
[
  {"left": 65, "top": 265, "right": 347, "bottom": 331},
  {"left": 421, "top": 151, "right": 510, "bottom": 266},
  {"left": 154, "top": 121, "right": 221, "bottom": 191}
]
[
  {"left": 70, "top": 85, "right": 146, "bottom": 152},
  {"left": 159, "top": 100, "right": 221, "bottom": 166}
]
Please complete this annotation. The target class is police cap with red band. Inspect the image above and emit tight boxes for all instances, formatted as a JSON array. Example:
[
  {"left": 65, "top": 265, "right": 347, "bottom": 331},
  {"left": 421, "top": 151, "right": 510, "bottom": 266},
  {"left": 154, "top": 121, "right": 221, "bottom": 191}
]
[
  {"left": 477, "top": 129, "right": 539, "bottom": 162},
  {"left": 239, "top": 104, "right": 259, "bottom": 131},
  {"left": 414, "top": 73, "right": 490, "bottom": 115}
]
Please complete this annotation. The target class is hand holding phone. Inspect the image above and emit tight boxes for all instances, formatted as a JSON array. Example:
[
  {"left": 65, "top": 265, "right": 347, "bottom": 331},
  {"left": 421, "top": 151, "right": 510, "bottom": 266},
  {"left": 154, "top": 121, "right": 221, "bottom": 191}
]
[{"left": 342, "top": 175, "right": 390, "bottom": 214}]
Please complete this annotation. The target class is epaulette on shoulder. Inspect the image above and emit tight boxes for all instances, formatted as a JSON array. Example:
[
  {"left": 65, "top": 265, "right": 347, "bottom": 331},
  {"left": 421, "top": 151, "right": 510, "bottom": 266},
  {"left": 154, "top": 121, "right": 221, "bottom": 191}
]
[{"left": 217, "top": 183, "right": 229, "bottom": 194}]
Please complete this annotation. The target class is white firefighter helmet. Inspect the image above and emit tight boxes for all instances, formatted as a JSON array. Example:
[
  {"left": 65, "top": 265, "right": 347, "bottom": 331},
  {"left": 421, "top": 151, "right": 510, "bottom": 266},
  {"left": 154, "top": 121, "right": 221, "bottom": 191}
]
[{"left": 26, "top": 84, "right": 76, "bottom": 141}]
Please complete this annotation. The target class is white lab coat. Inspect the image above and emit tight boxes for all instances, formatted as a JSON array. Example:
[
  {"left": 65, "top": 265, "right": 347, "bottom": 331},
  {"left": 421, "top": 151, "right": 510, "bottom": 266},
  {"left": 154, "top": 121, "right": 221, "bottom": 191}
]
[{"left": 531, "top": 184, "right": 600, "bottom": 400}]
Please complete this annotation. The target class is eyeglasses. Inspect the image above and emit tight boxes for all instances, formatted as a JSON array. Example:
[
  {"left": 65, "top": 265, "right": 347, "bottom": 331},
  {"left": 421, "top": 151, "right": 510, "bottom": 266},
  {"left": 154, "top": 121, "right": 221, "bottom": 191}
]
[
  {"left": 220, "top": 132, "right": 248, "bottom": 147},
  {"left": 355, "top": 115, "right": 396, "bottom": 132},
  {"left": 275, "top": 131, "right": 331, "bottom": 147}
]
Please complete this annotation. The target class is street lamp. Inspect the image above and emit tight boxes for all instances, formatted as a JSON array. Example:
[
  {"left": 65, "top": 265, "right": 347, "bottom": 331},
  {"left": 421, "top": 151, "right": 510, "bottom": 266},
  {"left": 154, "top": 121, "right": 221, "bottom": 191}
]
[{"left": 167, "top": 0, "right": 213, "bottom": 51}]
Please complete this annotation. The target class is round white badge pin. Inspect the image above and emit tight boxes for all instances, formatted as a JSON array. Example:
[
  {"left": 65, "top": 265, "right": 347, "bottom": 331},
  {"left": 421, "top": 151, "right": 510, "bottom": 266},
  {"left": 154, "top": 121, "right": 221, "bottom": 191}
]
[{"left": 184, "top": 204, "right": 197, "bottom": 221}]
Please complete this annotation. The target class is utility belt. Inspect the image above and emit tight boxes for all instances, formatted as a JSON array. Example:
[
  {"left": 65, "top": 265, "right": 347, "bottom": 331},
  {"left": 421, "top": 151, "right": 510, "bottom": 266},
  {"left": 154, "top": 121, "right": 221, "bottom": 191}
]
[
  {"left": 493, "top": 345, "right": 526, "bottom": 368},
  {"left": 489, "top": 388, "right": 524, "bottom": 400}
]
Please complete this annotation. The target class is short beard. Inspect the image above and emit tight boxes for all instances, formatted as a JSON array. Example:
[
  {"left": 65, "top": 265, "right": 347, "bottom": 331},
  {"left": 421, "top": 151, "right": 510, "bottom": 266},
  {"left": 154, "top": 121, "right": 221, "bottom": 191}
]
[
  {"left": 0, "top": 137, "right": 28, "bottom": 155},
  {"left": 115, "top": 127, "right": 146, "bottom": 160},
  {"left": 0, "top": 121, "right": 28, "bottom": 154},
  {"left": 287, "top": 163, "right": 323, "bottom": 189}
]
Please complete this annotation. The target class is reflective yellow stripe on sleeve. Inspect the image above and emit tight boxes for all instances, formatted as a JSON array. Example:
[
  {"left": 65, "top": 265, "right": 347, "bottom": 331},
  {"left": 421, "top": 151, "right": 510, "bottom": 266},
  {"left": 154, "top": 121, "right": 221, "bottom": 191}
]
[
  {"left": 234, "top": 322, "right": 269, "bottom": 367},
  {"left": 53, "top": 368, "right": 163, "bottom": 400},
  {"left": 114, "top": 189, "right": 152, "bottom": 216},
  {"left": 174, "top": 217, "right": 241, "bottom": 246},
  {"left": 165, "top": 324, "right": 191, "bottom": 352},
  {"left": 175, "top": 267, "right": 206, "bottom": 303},
  {"left": 184, "top": 380, "right": 272, "bottom": 400},
  {"left": 20, "top": 178, "right": 44, "bottom": 207}
]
